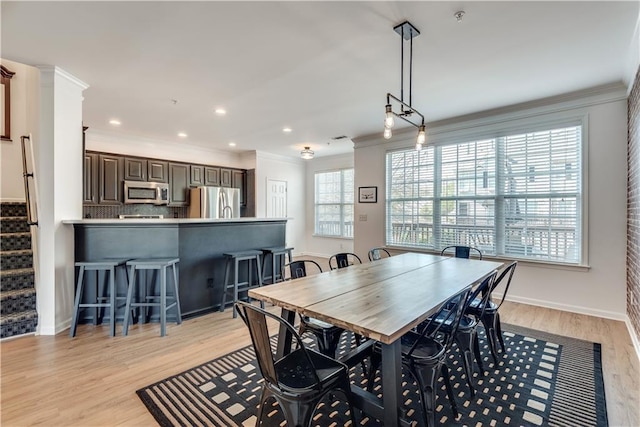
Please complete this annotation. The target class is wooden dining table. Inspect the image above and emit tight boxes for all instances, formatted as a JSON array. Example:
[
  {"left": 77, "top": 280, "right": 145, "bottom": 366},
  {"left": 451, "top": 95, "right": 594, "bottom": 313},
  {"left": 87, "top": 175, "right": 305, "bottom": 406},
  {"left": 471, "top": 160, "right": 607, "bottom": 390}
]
[{"left": 249, "top": 252, "right": 504, "bottom": 426}]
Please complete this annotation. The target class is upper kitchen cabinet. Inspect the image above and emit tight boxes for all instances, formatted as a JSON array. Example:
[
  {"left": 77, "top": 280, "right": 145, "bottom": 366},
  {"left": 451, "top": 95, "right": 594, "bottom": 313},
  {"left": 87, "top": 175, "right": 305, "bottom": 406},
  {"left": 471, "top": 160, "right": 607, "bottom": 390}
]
[
  {"left": 232, "top": 169, "right": 246, "bottom": 207},
  {"left": 204, "top": 166, "right": 220, "bottom": 186},
  {"left": 98, "top": 154, "right": 123, "bottom": 204},
  {"left": 220, "top": 168, "right": 232, "bottom": 187},
  {"left": 190, "top": 165, "right": 204, "bottom": 187},
  {"left": 169, "top": 162, "right": 189, "bottom": 206},
  {"left": 83, "top": 152, "right": 98, "bottom": 204},
  {"left": 147, "top": 160, "right": 168, "bottom": 183},
  {"left": 124, "top": 157, "right": 147, "bottom": 181}
]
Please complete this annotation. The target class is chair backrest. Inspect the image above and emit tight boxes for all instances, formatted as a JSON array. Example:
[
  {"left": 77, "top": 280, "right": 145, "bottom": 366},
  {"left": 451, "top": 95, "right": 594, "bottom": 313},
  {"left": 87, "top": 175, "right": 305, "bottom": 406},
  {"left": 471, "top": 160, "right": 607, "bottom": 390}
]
[
  {"left": 441, "top": 245, "right": 483, "bottom": 260},
  {"left": 329, "top": 252, "right": 362, "bottom": 270},
  {"left": 487, "top": 261, "right": 517, "bottom": 310},
  {"left": 235, "top": 301, "right": 321, "bottom": 389},
  {"left": 407, "top": 286, "right": 472, "bottom": 357},
  {"left": 465, "top": 270, "right": 498, "bottom": 319},
  {"left": 368, "top": 247, "right": 391, "bottom": 261},
  {"left": 282, "top": 259, "right": 323, "bottom": 280}
]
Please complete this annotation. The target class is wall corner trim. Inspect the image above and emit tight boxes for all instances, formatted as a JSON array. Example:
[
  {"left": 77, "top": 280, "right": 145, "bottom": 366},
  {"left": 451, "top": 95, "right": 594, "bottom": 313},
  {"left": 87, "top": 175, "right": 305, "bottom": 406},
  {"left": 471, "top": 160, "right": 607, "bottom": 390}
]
[{"left": 625, "top": 316, "right": 640, "bottom": 363}]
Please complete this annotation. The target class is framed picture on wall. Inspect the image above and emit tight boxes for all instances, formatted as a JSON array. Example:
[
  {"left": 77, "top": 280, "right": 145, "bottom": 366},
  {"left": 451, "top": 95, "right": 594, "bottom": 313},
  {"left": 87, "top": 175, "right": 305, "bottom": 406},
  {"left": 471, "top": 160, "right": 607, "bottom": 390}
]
[{"left": 358, "top": 186, "right": 377, "bottom": 203}]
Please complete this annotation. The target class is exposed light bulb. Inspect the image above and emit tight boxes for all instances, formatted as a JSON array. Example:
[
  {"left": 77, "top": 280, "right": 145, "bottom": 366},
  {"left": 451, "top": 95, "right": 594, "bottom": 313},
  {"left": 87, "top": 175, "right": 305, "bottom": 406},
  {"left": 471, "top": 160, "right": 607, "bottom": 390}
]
[
  {"left": 415, "top": 142, "right": 423, "bottom": 151},
  {"left": 383, "top": 128, "right": 392, "bottom": 140},
  {"left": 384, "top": 104, "right": 394, "bottom": 129},
  {"left": 416, "top": 124, "right": 426, "bottom": 145}
]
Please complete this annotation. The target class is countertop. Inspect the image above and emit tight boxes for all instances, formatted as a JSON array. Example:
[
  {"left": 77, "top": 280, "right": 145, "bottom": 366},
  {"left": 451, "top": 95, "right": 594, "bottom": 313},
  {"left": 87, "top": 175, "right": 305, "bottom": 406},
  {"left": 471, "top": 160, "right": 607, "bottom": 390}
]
[{"left": 63, "top": 217, "right": 290, "bottom": 225}]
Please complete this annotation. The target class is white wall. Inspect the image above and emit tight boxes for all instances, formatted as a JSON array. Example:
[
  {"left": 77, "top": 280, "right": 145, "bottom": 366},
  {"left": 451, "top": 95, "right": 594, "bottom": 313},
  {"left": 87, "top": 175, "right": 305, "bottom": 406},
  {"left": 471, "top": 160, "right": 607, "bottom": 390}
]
[
  {"left": 254, "top": 151, "right": 306, "bottom": 254},
  {"left": 0, "top": 59, "right": 39, "bottom": 201},
  {"left": 353, "top": 84, "right": 629, "bottom": 319},
  {"left": 36, "top": 67, "right": 88, "bottom": 334},
  {"left": 304, "top": 153, "right": 354, "bottom": 257},
  {"left": 624, "top": 6, "right": 640, "bottom": 92}
]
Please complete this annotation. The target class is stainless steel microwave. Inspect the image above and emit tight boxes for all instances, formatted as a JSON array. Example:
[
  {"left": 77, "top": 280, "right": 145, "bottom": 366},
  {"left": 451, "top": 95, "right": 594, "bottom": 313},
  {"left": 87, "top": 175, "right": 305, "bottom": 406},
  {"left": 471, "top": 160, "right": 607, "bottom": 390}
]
[{"left": 124, "top": 180, "right": 169, "bottom": 205}]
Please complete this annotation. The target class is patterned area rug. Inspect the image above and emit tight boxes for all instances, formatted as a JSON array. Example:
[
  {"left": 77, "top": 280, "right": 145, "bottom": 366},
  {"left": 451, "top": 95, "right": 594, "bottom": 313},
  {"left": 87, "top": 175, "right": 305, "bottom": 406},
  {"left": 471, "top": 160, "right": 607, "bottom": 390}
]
[{"left": 137, "top": 324, "right": 607, "bottom": 426}]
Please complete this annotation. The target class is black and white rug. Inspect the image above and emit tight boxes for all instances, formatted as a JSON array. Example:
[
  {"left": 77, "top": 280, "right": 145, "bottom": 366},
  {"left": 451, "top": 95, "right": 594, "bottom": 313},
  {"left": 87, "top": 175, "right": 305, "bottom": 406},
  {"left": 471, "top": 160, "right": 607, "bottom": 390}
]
[{"left": 137, "top": 324, "right": 607, "bottom": 426}]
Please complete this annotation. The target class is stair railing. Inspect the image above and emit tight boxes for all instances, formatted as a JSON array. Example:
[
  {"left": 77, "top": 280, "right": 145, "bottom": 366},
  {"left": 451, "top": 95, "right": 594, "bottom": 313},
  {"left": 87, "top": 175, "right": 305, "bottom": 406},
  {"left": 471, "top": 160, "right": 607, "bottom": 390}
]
[{"left": 20, "top": 135, "right": 38, "bottom": 226}]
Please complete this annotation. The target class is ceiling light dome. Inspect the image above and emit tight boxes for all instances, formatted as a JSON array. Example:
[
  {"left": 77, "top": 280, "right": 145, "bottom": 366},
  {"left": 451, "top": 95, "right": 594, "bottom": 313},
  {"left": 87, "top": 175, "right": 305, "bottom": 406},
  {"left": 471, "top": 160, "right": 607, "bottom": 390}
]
[{"left": 300, "top": 146, "right": 314, "bottom": 160}]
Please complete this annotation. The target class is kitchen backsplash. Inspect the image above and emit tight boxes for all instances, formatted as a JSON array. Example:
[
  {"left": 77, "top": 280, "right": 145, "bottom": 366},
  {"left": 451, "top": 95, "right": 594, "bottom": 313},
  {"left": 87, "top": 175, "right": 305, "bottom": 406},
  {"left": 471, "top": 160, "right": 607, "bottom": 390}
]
[{"left": 83, "top": 204, "right": 188, "bottom": 219}]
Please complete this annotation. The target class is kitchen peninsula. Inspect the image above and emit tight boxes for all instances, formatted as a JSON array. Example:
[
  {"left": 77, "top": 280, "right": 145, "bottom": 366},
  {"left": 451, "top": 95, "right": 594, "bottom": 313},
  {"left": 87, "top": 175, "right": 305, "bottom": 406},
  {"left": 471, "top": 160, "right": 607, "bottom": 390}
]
[{"left": 63, "top": 217, "right": 288, "bottom": 320}]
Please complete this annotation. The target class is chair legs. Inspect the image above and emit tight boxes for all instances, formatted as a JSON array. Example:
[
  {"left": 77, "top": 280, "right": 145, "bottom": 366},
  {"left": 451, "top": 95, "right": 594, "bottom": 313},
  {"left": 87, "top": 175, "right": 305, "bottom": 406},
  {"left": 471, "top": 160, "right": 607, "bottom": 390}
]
[
  {"left": 256, "top": 382, "right": 356, "bottom": 427},
  {"left": 495, "top": 313, "right": 506, "bottom": 352},
  {"left": 480, "top": 312, "right": 502, "bottom": 365},
  {"left": 472, "top": 332, "right": 485, "bottom": 373},
  {"left": 410, "top": 362, "right": 458, "bottom": 427},
  {"left": 453, "top": 330, "right": 476, "bottom": 398}
]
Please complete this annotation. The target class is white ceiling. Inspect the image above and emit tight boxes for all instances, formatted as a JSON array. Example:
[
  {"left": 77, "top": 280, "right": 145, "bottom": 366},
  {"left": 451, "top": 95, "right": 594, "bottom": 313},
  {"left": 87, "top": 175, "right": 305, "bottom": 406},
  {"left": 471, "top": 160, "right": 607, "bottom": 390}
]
[{"left": 2, "top": 1, "right": 638, "bottom": 159}]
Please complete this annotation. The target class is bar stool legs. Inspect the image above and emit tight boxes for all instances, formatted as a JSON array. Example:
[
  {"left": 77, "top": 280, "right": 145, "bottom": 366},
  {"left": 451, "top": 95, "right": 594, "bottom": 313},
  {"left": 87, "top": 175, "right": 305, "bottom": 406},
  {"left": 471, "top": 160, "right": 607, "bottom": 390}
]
[
  {"left": 70, "top": 259, "right": 128, "bottom": 337},
  {"left": 260, "top": 246, "right": 294, "bottom": 285},
  {"left": 220, "top": 250, "right": 263, "bottom": 318},
  {"left": 123, "top": 258, "right": 181, "bottom": 337}
]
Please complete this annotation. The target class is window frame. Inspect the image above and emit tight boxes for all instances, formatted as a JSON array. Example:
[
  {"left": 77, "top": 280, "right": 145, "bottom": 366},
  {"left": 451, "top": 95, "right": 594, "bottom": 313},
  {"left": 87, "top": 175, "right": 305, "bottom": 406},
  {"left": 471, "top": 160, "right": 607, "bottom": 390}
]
[
  {"left": 313, "top": 168, "right": 355, "bottom": 239},
  {"left": 384, "top": 115, "right": 589, "bottom": 267}
]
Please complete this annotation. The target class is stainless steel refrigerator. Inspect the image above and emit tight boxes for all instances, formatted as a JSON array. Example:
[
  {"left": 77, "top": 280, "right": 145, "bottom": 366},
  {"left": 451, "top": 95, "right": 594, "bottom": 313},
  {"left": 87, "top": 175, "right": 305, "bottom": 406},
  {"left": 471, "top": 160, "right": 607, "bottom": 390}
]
[{"left": 188, "top": 187, "right": 240, "bottom": 219}]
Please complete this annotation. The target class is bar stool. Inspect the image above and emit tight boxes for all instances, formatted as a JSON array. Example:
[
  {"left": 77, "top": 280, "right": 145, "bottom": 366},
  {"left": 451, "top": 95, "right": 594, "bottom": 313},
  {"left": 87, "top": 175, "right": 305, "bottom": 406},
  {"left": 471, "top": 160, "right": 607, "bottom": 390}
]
[
  {"left": 220, "top": 250, "right": 263, "bottom": 318},
  {"left": 261, "top": 246, "right": 294, "bottom": 284},
  {"left": 123, "top": 258, "right": 181, "bottom": 337},
  {"left": 70, "top": 259, "right": 129, "bottom": 337}
]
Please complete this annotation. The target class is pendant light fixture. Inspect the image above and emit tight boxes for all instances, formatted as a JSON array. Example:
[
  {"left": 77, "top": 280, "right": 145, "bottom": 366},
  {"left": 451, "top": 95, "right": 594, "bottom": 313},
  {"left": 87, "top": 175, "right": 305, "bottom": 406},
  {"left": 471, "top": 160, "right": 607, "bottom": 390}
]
[
  {"left": 300, "top": 146, "right": 314, "bottom": 160},
  {"left": 383, "top": 21, "right": 427, "bottom": 150}
]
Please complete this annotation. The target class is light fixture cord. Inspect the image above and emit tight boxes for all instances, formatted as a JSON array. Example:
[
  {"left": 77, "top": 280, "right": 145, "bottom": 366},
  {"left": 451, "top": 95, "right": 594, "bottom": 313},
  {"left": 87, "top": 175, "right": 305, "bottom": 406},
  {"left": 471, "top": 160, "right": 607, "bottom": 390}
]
[
  {"left": 400, "top": 25, "right": 404, "bottom": 109},
  {"left": 409, "top": 29, "right": 413, "bottom": 107}
]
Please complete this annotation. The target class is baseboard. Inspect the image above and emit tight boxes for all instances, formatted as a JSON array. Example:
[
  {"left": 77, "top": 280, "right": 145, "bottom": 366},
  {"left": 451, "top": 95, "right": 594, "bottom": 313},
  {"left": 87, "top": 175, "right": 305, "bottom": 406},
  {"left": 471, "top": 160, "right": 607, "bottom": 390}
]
[
  {"left": 497, "top": 293, "right": 627, "bottom": 322},
  {"left": 0, "top": 198, "right": 27, "bottom": 203},
  {"left": 298, "top": 251, "right": 330, "bottom": 259},
  {"left": 625, "top": 316, "right": 640, "bottom": 363}
]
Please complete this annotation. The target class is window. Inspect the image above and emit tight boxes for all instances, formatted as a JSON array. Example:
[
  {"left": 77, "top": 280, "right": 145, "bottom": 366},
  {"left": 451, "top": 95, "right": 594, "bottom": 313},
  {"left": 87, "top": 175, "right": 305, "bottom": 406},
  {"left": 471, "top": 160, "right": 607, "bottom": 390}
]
[
  {"left": 315, "top": 169, "right": 354, "bottom": 238},
  {"left": 386, "top": 124, "right": 583, "bottom": 264}
]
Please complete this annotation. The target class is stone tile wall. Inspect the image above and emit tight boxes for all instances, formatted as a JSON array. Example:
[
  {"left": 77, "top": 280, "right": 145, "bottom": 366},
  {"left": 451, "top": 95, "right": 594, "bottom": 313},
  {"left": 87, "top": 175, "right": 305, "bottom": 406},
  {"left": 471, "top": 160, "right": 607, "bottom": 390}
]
[{"left": 628, "top": 66, "right": 640, "bottom": 344}]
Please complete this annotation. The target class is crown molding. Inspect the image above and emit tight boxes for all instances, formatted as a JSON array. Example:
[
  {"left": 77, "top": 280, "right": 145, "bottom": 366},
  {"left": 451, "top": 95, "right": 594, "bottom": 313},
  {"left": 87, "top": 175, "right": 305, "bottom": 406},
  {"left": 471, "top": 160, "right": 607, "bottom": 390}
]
[
  {"left": 354, "top": 82, "right": 628, "bottom": 148},
  {"left": 36, "top": 65, "right": 89, "bottom": 90}
]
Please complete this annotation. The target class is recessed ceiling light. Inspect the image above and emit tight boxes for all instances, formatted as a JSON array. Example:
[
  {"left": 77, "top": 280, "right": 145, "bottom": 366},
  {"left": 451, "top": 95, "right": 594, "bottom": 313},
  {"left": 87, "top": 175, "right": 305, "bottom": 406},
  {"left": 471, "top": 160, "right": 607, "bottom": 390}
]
[
  {"left": 177, "top": 132, "right": 188, "bottom": 138},
  {"left": 228, "top": 142, "right": 236, "bottom": 147},
  {"left": 109, "top": 119, "right": 121, "bottom": 126},
  {"left": 215, "top": 108, "right": 226, "bottom": 116},
  {"left": 282, "top": 127, "right": 292, "bottom": 133}
]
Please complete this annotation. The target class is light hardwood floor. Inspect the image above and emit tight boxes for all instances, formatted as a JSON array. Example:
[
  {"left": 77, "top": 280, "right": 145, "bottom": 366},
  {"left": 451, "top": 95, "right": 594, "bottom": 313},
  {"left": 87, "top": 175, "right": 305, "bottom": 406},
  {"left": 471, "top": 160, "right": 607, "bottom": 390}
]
[{"left": 1, "top": 257, "right": 639, "bottom": 426}]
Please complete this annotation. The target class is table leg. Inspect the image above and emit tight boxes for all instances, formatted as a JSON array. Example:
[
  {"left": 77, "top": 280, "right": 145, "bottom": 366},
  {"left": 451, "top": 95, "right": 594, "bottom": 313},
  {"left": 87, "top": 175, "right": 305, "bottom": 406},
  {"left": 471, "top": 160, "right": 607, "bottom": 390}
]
[
  {"left": 276, "top": 307, "right": 296, "bottom": 358},
  {"left": 381, "top": 340, "right": 402, "bottom": 427}
]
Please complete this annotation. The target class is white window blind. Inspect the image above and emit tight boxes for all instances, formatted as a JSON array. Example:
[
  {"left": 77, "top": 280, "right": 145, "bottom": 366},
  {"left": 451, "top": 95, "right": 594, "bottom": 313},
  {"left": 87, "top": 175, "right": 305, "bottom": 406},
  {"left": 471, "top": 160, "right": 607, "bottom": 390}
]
[
  {"left": 315, "top": 169, "right": 354, "bottom": 238},
  {"left": 386, "top": 124, "right": 582, "bottom": 264}
]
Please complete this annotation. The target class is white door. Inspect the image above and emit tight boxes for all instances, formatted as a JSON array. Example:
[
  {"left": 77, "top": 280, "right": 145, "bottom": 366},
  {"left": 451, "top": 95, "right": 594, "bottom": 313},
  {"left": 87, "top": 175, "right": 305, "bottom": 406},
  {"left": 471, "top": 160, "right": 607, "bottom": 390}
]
[{"left": 266, "top": 179, "right": 287, "bottom": 218}]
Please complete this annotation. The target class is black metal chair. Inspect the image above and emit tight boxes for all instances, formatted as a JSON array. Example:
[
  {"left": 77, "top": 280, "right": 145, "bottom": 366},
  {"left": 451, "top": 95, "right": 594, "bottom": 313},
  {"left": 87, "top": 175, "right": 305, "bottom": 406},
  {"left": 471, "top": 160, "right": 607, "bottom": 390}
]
[
  {"left": 368, "top": 247, "right": 391, "bottom": 261},
  {"left": 284, "top": 260, "right": 368, "bottom": 375},
  {"left": 424, "top": 270, "right": 498, "bottom": 397},
  {"left": 235, "top": 301, "right": 356, "bottom": 427},
  {"left": 441, "top": 245, "right": 483, "bottom": 259},
  {"left": 329, "top": 252, "right": 362, "bottom": 270},
  {"left": 284, "top": 260, "right": 348, "bottom": 358},
  {"left": 467, "top": 261, "right": 518, "bottom": 365},
  {"left": 367, "top": 287, "right": 472, "bottom": 427},
  {"left": 282, "top": 260, "right": 323, "bottom": 281}
]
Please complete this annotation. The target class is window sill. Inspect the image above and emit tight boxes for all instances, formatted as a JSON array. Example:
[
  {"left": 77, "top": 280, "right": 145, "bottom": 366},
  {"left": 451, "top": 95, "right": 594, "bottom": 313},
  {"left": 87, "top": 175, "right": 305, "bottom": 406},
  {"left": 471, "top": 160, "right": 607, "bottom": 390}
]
[
  {"left": 385, "top": 245, "right": 591, "bottom": 272},
  {"left": 312, "top": 234, "right": 354, "bottom": 240}
]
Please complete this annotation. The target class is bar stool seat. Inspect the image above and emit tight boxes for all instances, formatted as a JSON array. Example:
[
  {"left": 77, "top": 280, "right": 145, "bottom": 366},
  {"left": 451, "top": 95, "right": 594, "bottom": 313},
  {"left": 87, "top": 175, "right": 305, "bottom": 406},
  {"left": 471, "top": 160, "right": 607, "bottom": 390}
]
[
  {"left": 70, "top": 259, "right": 129, "bottom": 337},
  {"left": 220, "top": 250, "right": 263, "bottom": 318},
  {"left": 123, "top": 257, "right": 181, "bottom": 337},
  {"left": 260, "top": 246, "right": 294, "bottom": 285}
]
